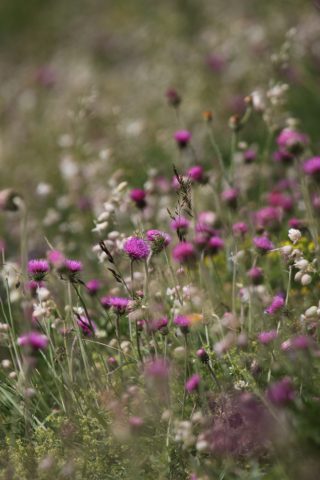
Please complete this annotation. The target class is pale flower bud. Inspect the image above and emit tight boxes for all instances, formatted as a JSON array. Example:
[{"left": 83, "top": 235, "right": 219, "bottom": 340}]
[
  {"left": 305, "top": 306, "right": 318, "bottom": 318},
  {"left": 288, "top": 228, "right": 301, "bottom": 244},
  {"left": 301, "top": 274, "right": 312, "bottom": 286}
]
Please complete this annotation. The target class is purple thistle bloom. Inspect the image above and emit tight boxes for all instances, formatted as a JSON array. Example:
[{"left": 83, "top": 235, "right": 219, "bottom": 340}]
[
  {"left": 101, "top": 296, "right": 129, "bottom": 314},
  {"left": 196, "top": 348, "right": 209, "bottom": 363},
  {"left": 174, "top": 315, "right": 191, "bottom": 334},
  {"left": 172, "top": 242, "right": 196, "bottom": 264},
  {"left": 255, "top": 206, "right": 282, "bottom": 230},
  {"left": 187, "top": 165, "right": 205, "bottom": 183},
  {"left": 77, "top": 315, "right": 96, "bottom": 336},
  {"left": 165, "top": 88, "right": 181, "bottom": 108},
  {"left": 243, "top": 149, "right": 256, "bottom": 163},
  {"left": 221, "top": 188, "right": 239, "bottom": 208},
  {"left": 265, "top": 295, "right": 285, "bottom": 315},
  {"left": 170, "top": 216, "right": 190, "bottom": 232},
  {"left": 276, "top": 128, "right": 308, "bottom": 154},
  {"left": 18, "top": 331, "right": 48, "bottom": 350},
  {"left": 85, "top": 279, "right": 101, "bottom": 296},
  {"left": 64, "top": 259, "right": 83, "bottom": 274},
  {"left": 281, "top": 335, "right": 314, "bottom": 352},
  {"left": 273, "top": 149, "right": 294, "bottom": 165},
  {"left": 207, "top": 236, "right": 224, "bottom": 254},
  {"left": 266, "top": 377, "right": 295, "bottom": 406},
  {"left": 253, "top": 236, "right": 274, "bottom": 253},
  {"left": 27, "top": 259, "right": 49, "bottom": 281},
  {"left": 185, "top": 373, "right": 201, "bottom": 393},
  {"left": 303, "top": 157, "right": 320, "bottom": 180},
  {"left": 123, "top": 236, "right": 150, "bottom": 261},
  {"left": 174, "top": 129, "right": 192, "bottom": 148},
  {"left": 257, "top": 330, "right": 278, "bottom": 345},
  {"left": 145, "top": 358, "right": 170, "bottom": 379},
  {"left": 232, "top": 222, "right": 248, "bottom": 236},
  {"left": 130, "top": 188, "right": 147, "bottom": 209},
  {"left": 146, "top": 229, "right": 171, "bottom": 254},
  {"left": 247, "top": 266, "right": 263, "bottom": 285},
  {"left": 150, "top": 316, "right": 169, "bottom": 332},
  {"left": 47, "top": 250, "right": 65, "bottom": 268}
]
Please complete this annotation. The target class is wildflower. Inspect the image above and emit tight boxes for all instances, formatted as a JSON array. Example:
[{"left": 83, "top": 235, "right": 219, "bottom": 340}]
[
  {"left": 130, "top": 189, "right": 147, "bottom": 209},
  {"left": 207, "top": 236, "right": 224, "bottom": 254},
  {"left": 144, "top": 358, "right": 170, "bottom": 379},
  {"left": 85, "top": 279, "right": 101, "bottom": 296},
  {"left": 243, "top": 149, "right": 256, "bottom": 163},
  {"left": 174, "top": 130, "right": 191, "bottom": 148},
  {"left": 196, "top": 348, "right": 209, "bottom": 363},
  {"left": 187, "top": 165, "right": 205, "bottom": 183},
  {"left": 64, "top": 259, "right": 83, "bottom": 279},
  {"left": 276, "top": 128, "right": 308, "bottom": 154},
  {"left": 303, "top": 157, "right": 320, "bottom": 180},
  {"left": 146, "top": 229, "right": 171, "bottom": 253},
  {"left": 47, "top": 250, "right": 65, "bottom": 268},
  {"left": 247, "top": 266, "right": 263, "bottom": 285},
  {"left": 221, "top": 188, "right": 238, "bottom": 208},
  {"left": 166, "top": 88, "right": 181, "bottom": 108},
  {"left": 185, "top": 374, "right": 200, "bottom": 393},
  {"left": 281, "top": 335, "right": 314, "bottom": 352},
  {"left": 26, "top": 280, "right": 44, "bottom": 297},
  {"left": 266, "top": 377, "right": 295, "bottom": 406},
  {"left": 174, "top": 315, "right": 191, "bottom": 334},
  {"left": 123, "top": 236, "right": 150, "bottom": 261},
  {"left": 255, "top": 206, "right": 282, "bottom": 231},
  {"left": 18, "top": 331, "right": 48, "bottom": 350},
  {"left": 265, "top": 295, "right": 285, "bottom": 314},
  {"left": 232, "top": 222, "right": 248, "bottom": 237},
  {"left": 172, "top": 242, "right": 196, "bottom": 264},
  {"left": 101, "top": 296, "right": 129, "bottom": 314},
  {"left": 170, "top": 216, "right": 190, "bottom": 234},
  {"left": 253, "top": 236, "right": 274, "bottom": 253},
  {"left": 257, "top": 330, "right": 278, "bottom": 345},
  {"left": 150, "top": 316, "right": 168, "bottom": 332},
  {"left": 27, "top": 259, "right": 50, "bottom": 281},
  {"left": 77, "top": 315, "right": 96, "bottom": 336}
]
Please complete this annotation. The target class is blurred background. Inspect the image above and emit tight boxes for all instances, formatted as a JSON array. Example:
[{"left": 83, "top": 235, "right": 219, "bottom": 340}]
[{"left": 0, "top": 0, "right": 319, "bottom": 255}]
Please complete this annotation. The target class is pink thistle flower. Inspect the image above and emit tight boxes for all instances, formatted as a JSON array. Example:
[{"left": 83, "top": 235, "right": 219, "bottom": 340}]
[
  {"left": 145, "top": 358, "right": 170, "bottom": 379},
  {"left": 276, "top": 128, "right": 308, "bottom": 154},
  {"left": 18, "top": 331, "right": 48, "bottom": 350},
  {"left": 303, "top": 157, "right": 320, "bottom": 180},
  {"left": 257, "top": 330, "right": 278, "bottom": 345},
  {"left": 174, "top": 315, "right": 191, "bottom": 334},
  {"left": 273, "top": 149, "right": 294, "bottom": 164},
  {"left": 172, "top": 242, "right": 196, "bottom": 264},
  {"left": 77, "top": 315, "right": 96, "bottom": 336},
  {"left": 47, "top": 250, "right": 65, "bottom": 269},
  {"left": 85, "top": 279, "right": 101, "bottom": 296},
  {"left": 232, "top": 222, "right": 248, "bottom": 237},
  {"left": 150, "top": 316, "right": 168, "bottom": 333},
  {"left": 221, "top": 188, "right": 238, "bottom": 208},
  {"left": 255, "top": 206, "right": 282, "bottom": 230},
  {"left": 196, "top": 348, "right": 209, "bottom": 363},
  {"left": 27, "top": 259, "right": 50, "bottom": 281},
  {"left": 123, "top": 236, "right": 150, "bottom": 261},
  {"left": 267, "top": 192, "right": 293, "bottom": 212},
  {"left": 243, "top": 149, "right": 256, "bottom": 163},
  {"left": 170, "top": 216, "right": 190, "bottom": 233},
  {"left": 130, "top": 189, "right": 147, "bottom": 209},
  {"left": 174, "top": 130, "right": 192, "bottom": 148},
  {"left": 187, "top": 165, "right": 205, "bottom": 183},
  {"left": 101, "top": 296, "right": 129, "bottom": 314},
  {"left": 253, "top": 236, "right": 274, "bottom": 253},
  {"left": 185, "top": 373, "right": 201, "bottom": 393},
  {"left": 64, "top": 259, "right": 83, "bottom": 279},
  {"left": 165, "top": 88, "right": 181, "bottom": 108},
  {"left": 265, "top": 295, "right": 285, "bottom": 315},
  {"left": 146, "top": 229, "right": 171, "bottom": 253},
  {"left": 207, "top": 236, "right": 224, "bottom": 254},
  {"left": 247, "top": 267, "right": 263, "bottom": 285},
  {"left": 266, "top": 377, "right": 295, "bottom": 406},
  {"left": 281, "top": 335, "right": 314, "bottom": 352}
]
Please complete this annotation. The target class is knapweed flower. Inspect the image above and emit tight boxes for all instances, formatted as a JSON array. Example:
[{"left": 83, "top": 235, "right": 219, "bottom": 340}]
[
  {"left": 276, "top": 128, "right": 308, "bottom": 154},
  {"left": 174, "top": 315, "right": 191, "bottom": 334},
  {"left": 207, "top": 236, "right": 224, "bottom": 254},
  {"left": 47, "top": 250, "right": 65, "bottom": 269},
  {"left": 170, "top": 216, "right": 190, "bottom": 234},
  {"left": 281, "top": 335, "right": 314, "bottom": 352},
  {"left": 265, "top": 295, "right": 285, "bottom": 315},
  {"left": 144, "top": 358, "right": 170, "bottom": 379},
  {"left": 174, "top": 130, "right": 191, "bottom": 148},
  {"left": 123, "top": 236, "right": 150, "bottom": 261},
  {"left": 150, "top": 316, "right": 168, "bottom": 333},
  {"left": 101, "top": 296, "right": 129, "bottom": 314},
  {"left": 172, "top": 242, "right": 196, "bottom": 264},
  {"left": 85, "top": 279, "right": 101, "bottom": 296},
  {"left": 146, "top": 229, "right": 171, "bottom": 254},
  {"left": 257, "top": 330, "right": 278, "bottom": 345},
  {"left": 166, "top": 88, "right": 181, "bottom": 108},
  {"left": 266, "top": 377, "right": 295, "bottom": 406},
  {"left": 232, "top": 222, "right": 248, "bottom": 236},
  {"left": 255, "top": 206, "right": 282, "bottom": 231},
  {"left": 130, "top": 189, "right": 147, "bottom": 209},
  {"left": 18, "top": 331, "right": 48, "bottom": 350},
  {"left": 77, "top": 315, "right": 96, "bottom": 336},
  {"left": 253, "top": 236, "right": 274, "bottom": 253},
  {"left": 185, "top": 374, "right": 200, "bottom": 393},
  {"left": 187, "top": 165, "right": 205, "bottom": 183},
  {"left": 303, "top": 157, "right": 320, "bottom": 180},
  {"left": 247, "top": 266, "right": 263, "bottom": 285}
]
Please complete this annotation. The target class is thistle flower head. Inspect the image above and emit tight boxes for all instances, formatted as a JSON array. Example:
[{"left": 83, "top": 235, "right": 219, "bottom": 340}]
[
  {"left": 172, "top": 242, "right": 196, "bottom": 264},
  {"left": 101, "top": 296, "right": 130, "bottom": 314},
  {"left": 265, "top": 295, "right": 285, "bottom": 315},
  {"left": 185, "top": 374, "right": 200, "bottom": 393},
  {"left": 18, "top": 331, "right": 48, "bottom": 350},
  {"left": 123, "top": 236, "right": 150, "bottom": 260},
  {"left": 85, "top": 279, "right": 101, "bottom": 296},
  {"left": 232, "top": 222, "right": 248, "bottom": 236},
  {"left": 174, "top": 315, "right": 191, "bottom": 334},
  {"left": 64, "top": 259, "right": 83, "bottom": 277},
  {"left": 207, "top": 236, "right": 224, "bottom": 254},
  {"left": 187, "top": 165, "right": 204, "bottom": 183},
  {"left": 77, "top": 315, "right": 96, "bottom": 336},
  {"left": 27, "top": 259, "right": 50, "bottom": 281},
  {"left": 130, "top": 189, "right": 147, "bottom": 209},
  {"left": 257, "top": 330, "right": 278, "bottom": 345},
  {"left": 303, "top": 157, "right": 320, "bottom": 179},
  {"left": 146, "top": 229, "right": 171, "bottom": 253},
  {"left": 267, "top": 377, "right": 295, "bottom": 406},
  {"left": 174, "top": 130, "right": 191, "bottom": 148},
  {"left": 253, "top": 236, "right": 274, "bottom": 253}
]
